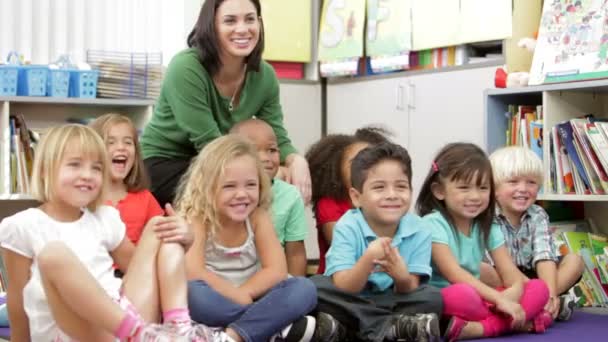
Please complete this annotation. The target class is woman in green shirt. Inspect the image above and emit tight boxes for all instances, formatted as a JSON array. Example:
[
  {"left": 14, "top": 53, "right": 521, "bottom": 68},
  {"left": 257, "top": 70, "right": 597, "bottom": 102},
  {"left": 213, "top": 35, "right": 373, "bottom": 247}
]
[{"left": 141, "top": 0, "right": 311, "bottom": 206}]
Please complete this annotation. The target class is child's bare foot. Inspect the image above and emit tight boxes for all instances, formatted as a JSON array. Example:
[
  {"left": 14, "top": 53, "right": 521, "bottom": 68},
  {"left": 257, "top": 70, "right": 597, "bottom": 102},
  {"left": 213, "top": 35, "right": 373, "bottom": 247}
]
[{"left": 501, "top": 281, "right": 524, "bottom": 303}]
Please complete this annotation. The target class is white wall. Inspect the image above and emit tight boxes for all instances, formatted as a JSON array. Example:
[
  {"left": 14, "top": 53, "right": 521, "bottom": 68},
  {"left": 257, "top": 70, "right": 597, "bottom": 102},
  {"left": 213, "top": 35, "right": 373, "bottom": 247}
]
[{"left": 0, "top": 0, "right": 202, "bottom": 65}]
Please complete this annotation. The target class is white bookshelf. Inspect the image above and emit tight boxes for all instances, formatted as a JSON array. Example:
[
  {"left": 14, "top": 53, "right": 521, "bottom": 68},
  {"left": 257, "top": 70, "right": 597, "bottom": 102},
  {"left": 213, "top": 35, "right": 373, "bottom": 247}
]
[
  {"left": 485, "top": 80, "right": 608, "bottom": 234},
  {"left": 0, "top": 96, "right": 154, "bottom": 201}
]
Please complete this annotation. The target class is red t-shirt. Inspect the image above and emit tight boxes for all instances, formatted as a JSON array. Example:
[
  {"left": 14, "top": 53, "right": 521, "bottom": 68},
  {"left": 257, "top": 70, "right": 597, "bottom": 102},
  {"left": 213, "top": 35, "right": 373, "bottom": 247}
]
[
  {"left": 112, "top": 190, "right": 164, "bottom": 244},
  {"left": 315, "top": 197, "right": 351, "bottom": 274}
]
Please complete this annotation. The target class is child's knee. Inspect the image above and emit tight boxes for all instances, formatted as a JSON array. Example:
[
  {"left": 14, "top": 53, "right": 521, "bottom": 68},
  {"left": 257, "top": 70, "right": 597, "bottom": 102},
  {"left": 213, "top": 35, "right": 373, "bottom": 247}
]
[
  {"left": 524, "top": 279, "right": 550, "bottom": 300},
  {"left": 564, "top": 253, "right": 585, "bottom": 275},
  {"left": 286, "top": 277, "right": 318, "bottom": 310},
  {"left": 37, "top": 241, "right": 73, "bottom": 272}
]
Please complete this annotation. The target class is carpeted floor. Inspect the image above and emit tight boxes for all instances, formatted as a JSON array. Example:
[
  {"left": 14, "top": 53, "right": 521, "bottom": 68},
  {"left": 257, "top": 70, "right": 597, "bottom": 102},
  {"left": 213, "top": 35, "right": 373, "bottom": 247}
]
[{"left": 478, "top": 312, "right": 608, "bottom": 341}]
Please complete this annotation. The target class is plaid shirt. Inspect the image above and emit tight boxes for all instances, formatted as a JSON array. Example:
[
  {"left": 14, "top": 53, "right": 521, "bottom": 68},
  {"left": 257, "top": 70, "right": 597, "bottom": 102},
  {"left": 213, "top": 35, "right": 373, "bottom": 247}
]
[{"left": 495, "top": 204, "right": 558, "bottom": 270}]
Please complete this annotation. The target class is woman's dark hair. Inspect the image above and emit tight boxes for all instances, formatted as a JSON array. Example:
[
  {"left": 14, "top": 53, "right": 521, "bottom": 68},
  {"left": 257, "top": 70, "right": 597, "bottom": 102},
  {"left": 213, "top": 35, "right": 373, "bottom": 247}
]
[
  {"left": 306, "top": 134, "right": 358, "bottom": 212},
  {"left": 350, "top": 142, "right": 412, "bottom": 192},
  {"left": 187, "top": 0, "right": 265, "bottom": 76},
  {"left": 416, "top": 142, "right": 495, "bottom": 245}
]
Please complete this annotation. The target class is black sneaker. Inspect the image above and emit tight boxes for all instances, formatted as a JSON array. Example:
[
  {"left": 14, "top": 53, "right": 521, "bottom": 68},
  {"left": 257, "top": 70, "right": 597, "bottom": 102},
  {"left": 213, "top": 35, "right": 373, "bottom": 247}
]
[
  {"left": 314, "top": 312, "right": 347, "bottom": 342},
  {"left": 557, "top": 293, "right": 576, "bottom": 321},
  {"left": 392, "top": 313, "right": 440, "bottom": 342},
  {"left": 273, "top": 315, "right": 316, "bottom": 342}
]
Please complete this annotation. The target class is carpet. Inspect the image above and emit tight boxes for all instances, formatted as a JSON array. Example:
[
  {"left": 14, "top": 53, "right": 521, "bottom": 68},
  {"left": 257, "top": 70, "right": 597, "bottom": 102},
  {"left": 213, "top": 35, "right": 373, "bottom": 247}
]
[{"left": 478, "top": 312, "right": 607, "bottom": 341}]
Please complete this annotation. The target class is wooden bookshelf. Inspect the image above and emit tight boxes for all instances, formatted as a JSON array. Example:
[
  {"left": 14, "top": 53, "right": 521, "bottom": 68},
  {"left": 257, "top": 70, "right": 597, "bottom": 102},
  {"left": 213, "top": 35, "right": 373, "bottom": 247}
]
[
  {"left": 484, "top": 80, "right": 608, "bottom": 235},
  {"left": 0, "top": 96, "right": 154, "bottom": 201}
]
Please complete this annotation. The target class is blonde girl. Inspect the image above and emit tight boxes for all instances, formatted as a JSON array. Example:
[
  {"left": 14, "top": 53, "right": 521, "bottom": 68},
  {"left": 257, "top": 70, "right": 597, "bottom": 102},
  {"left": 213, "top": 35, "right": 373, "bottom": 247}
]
[
  {"left": 90, "top": 114, "right": 164, "bottom": 245},
  {"left": 176, "top": 135, "right": 318, "bottom": 342},
  {"left": 0, "top": 124, "right": 211, "bottom": 341},
  {"left": 416, "top": 142, "right": 549, "bottom": 341}
]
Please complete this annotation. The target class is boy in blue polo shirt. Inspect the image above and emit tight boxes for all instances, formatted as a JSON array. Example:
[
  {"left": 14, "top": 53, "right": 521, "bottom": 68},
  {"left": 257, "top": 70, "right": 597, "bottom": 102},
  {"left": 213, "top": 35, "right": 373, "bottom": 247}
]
[{"left": 311, "top": 142, "right": 442, "bottom": 342}]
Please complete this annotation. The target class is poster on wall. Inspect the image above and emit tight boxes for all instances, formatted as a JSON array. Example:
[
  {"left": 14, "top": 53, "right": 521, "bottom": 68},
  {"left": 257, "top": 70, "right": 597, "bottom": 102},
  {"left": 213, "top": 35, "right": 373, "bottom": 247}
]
[
  {"left": 318, "top": 0, "right": 366, "bottom": 77},
  {"left": 366, "top": 0, "right": 412, "bottom": 73},
  {"left": 529, "top": 0, "right": 608, "bottom": 85},
  {"left": 261, "top": 0, "right": 312, "bottom": 62}
]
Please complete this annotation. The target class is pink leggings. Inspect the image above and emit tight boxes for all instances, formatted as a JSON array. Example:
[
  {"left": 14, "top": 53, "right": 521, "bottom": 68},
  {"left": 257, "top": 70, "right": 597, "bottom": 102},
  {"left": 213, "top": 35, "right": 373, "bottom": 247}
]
[{"left": 441, "top": 280, "right": 549, "bottom": 337}]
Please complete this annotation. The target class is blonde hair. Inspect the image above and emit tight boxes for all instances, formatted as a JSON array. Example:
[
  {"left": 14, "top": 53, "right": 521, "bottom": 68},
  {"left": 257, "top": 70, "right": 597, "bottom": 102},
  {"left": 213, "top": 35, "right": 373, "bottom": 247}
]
[
  {"left": 30, "top": 124, "right": 109, "bottom": 211},
  {"left": 490, "top": 146, "right": 543, "bottom": 185},
  {"left": 89, "top": 113, "right": 149, "bottom": 191},
  {"left": 174, "top": 134, "right": 272, "bottom": 237}
]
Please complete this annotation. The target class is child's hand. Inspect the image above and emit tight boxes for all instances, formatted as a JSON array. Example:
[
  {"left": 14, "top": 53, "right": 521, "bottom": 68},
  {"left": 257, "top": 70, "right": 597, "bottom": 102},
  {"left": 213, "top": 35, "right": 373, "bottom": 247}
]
[
  {"left": 545, "top": 296, "right": 559, "bottom": 319},
  {"left": 496, "top": 297, "right": 526, "bottom": 330},
  {"left": 153, "top": 204, "right": 194, "bottom": 249},
  {"left": 366, "top": 237, "right": 391, "bottom": 261},
  {"left": 373, "top": 239, "right": 408, "bottom": 281}
]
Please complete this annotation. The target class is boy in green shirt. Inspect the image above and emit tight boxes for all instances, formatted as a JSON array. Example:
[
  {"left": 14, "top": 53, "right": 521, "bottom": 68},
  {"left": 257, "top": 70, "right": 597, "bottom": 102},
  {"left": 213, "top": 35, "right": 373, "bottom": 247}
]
[{"left": 232, "top": 119, "right": 308, "bottom": 276}]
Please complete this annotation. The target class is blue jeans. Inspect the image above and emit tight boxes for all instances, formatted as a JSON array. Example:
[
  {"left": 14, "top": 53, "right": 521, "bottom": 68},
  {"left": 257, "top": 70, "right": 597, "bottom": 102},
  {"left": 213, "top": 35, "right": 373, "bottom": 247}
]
[{"left": 188, "top": 277, "right": 317, "bottom": 342}]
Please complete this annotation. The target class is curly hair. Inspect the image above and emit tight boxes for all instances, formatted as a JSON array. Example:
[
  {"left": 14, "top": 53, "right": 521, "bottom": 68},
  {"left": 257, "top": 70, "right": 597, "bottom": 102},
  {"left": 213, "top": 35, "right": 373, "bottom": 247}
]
[
  {"left": 174, "top": 134, "right": 272, "bottom": 238},
  {"left": 305, "top": 126, "right": 391, "bottom": 211}
]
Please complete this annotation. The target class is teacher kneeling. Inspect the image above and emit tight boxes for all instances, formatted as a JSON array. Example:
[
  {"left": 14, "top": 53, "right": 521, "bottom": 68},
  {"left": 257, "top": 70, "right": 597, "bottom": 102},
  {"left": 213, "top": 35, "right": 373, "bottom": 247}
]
[{"left": 141, "top": 0, "right": 311, "bottom": 207}]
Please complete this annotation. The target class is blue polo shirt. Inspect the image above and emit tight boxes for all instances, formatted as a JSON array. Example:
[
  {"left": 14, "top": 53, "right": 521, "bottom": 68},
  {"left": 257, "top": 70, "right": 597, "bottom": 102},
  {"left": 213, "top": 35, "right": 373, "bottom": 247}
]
[{"left": 324, "top": 208, "right": 433, "bottom": 295}]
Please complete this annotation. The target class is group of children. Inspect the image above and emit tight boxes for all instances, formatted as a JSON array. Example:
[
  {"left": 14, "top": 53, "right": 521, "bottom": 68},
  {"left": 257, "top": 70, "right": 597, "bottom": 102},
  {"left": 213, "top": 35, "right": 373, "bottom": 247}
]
[{"left": 0, "top": 113, "right": 585, "bottom": 342}]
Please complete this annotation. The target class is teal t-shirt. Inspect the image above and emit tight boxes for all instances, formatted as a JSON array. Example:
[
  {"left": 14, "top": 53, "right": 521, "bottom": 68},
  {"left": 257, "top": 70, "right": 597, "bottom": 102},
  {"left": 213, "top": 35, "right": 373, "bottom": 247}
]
[
  {"left": 270, "top": 179, "right": 308, "bottom": 245},
  {"left": 423, "top": 211, "right": 505, "bottom": 289},
  {"left": 141, "top": 48, "right": 297, "bottom": 161}
]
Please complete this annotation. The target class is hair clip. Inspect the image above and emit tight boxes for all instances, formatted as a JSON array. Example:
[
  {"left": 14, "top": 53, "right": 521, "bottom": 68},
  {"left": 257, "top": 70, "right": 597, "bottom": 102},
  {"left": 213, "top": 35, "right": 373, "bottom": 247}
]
[{"left": 432, "top": 161, "right": 439, "bottom": 172}]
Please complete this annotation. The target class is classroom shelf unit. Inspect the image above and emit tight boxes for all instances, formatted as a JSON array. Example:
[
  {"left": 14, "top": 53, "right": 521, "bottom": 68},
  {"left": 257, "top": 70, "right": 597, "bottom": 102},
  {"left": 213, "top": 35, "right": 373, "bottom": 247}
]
[
  {"left": 0, "top": 96, "right": 154, "bottom": 217},
  {"left": 484, "top": 79, "right": 608, "bottom": 234}
]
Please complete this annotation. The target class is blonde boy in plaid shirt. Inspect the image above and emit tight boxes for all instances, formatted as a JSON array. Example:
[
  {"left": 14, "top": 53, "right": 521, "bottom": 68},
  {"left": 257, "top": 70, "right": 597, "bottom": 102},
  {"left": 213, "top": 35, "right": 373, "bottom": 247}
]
[{"left": 485, "top": 146, "right": 584, "bottom": 322}]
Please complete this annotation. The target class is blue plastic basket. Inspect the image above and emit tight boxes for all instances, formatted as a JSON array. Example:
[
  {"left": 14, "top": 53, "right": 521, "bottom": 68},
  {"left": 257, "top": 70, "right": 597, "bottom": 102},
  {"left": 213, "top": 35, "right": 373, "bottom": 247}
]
[
  {"left": 0, "top": 65, "right": 18, "bottom": 96},
  {"left": 0, "top": 51, "right": 20, "bottom": 96},
  {"left": 47, "top": 69, "right": 70, "bottom": 97},
  {"left": 69, "top": 69, "right": 99, "bottom": 98},
  {"left": 17, "top": 65, "right": 48, "bottom": 96}
]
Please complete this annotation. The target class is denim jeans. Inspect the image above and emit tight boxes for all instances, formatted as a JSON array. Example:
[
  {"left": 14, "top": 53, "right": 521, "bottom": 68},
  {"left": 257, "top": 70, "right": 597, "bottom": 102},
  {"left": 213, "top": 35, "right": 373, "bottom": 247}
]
[
  {"left": 311, "top": 275, "right": 443, "bottom": 342},
  {"left": 188, "top": 277, "right": 317, "bottom": 342}
]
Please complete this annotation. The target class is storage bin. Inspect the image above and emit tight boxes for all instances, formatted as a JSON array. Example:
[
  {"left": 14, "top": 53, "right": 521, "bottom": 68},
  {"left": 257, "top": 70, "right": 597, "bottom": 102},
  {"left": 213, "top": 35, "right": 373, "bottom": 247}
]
[
  {"left": 47, "top": 69, "right": 70, "bottom": 97},
  {"left": 17, "top": 65, "right": 48, "bottom": 96},
  {"left": 0, "top": 65, "right": 18, "bottom": 96},
  {"left": 69, "top": 69, "right": 99, "bottom": 98}
]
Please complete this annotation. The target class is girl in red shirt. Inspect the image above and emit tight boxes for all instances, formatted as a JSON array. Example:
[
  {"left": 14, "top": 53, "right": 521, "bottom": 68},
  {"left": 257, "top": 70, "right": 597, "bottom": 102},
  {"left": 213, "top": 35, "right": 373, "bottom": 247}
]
[
  {"left": 305, "top": 127, "right": 389, "bottom": 274},
  {"left": 91, "top": 114, "right": 164, "bottom": 245}
]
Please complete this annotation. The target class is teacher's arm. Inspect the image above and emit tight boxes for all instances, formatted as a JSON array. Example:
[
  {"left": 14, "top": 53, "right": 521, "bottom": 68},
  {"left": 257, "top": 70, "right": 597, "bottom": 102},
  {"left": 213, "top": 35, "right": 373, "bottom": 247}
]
[
  {"left": 257, "top": 71, "right": 311, "bottom": 203},
  {"left": 164, "top": 56, "right": 221, "bottom": 151}
]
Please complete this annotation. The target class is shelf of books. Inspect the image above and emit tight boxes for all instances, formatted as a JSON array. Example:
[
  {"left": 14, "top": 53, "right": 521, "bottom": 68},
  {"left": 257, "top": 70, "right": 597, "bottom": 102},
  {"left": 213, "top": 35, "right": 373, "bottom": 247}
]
[
  {"left": 0, "top": 96, "right": 154, "bottom": 207},
  {"left": 486, "top": 80, "right": 608, "bottom": 308}
]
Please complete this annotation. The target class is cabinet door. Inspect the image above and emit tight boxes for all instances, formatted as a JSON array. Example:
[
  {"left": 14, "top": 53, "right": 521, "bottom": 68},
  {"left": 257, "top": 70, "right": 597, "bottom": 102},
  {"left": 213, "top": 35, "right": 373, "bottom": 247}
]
[
  {"left": 407, "top": 66, "right": 496, "bottom": 197},
  {"left": 327, "top": 77, "right": 409, "bottom": 148}
]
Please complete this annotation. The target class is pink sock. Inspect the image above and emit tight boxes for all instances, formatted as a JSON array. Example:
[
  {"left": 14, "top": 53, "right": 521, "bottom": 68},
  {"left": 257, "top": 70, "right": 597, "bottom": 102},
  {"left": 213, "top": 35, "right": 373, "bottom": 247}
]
[
  {"left": 441, "top": 283, "right": 490, "bottom": 321},
  {"left": 114, "top": 311, "right": 144, "bottom": 339},
  {"left": 163, "top": 308, "right": 190, "bottom": 324},
  {"left": 519, "top": 279, "right": 550, "bottom": 320}
]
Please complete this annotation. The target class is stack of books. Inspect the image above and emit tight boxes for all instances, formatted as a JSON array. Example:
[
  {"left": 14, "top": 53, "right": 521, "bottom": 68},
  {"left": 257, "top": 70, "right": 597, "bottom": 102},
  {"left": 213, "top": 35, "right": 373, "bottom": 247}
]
[{"left": 551, "top": 220, "right": 608, "bottom": 307}]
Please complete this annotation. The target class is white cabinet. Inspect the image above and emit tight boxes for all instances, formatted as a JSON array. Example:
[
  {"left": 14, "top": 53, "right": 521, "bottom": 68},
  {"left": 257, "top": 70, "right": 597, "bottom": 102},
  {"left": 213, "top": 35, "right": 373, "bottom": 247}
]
[{"left": 327, "top": 65, "right": 497, "bottom": 200}]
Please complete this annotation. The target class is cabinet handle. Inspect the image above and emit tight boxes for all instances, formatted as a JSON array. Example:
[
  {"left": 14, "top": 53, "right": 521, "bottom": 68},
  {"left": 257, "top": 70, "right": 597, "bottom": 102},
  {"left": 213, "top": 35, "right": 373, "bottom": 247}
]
[
  {"left": 396, "top": 84, "right": 405, "bottom": 111},
  {"left": 408, "top": 81, "right": 416, "bottom": 110}
]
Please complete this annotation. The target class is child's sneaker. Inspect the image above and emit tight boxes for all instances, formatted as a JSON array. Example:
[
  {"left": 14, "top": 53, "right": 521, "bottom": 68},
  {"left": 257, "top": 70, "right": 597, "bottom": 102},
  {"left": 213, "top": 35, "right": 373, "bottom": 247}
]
[
  {"left": 271, "top": 315, "right": 316, "bottom": 342},
  {"left": 133, "top": 322, "right": 214, "bottom": 342},
  {"left": 444, "top": 316, "right": 467, "bottom": 342},
  {"left": 314, "top": 312, "right": 347, "bottom": 342},
  {"left": 557, "top": 293, "right": 576, "bottom": 321},
  {"left": 391, "top": 313, "right": 440, "bottom": 342}
]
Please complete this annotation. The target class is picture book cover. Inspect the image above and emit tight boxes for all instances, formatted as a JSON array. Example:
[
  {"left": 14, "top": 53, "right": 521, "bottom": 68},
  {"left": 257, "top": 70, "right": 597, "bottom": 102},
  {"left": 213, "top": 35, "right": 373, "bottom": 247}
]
[{"left": 530, "top": 0, "right": 608, "bottom": 85}]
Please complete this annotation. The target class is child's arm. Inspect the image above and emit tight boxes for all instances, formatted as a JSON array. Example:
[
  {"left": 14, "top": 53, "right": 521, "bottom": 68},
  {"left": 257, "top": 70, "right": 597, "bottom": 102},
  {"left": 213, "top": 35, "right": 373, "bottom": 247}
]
[
  {"left": 185, "top": 220, "right": 253, "bottom": 305},
  {"left": 283, "top": 194, "right": 308, "bottom": 276},
  {"left": 285, "top": 241, "right": 307, "bottom": 276},
  {"left": 240, "top": 209, "right": 288, "bottom": 299},
  {"left": 321, "top": 222, "right": 337, "bottom": 245},
  {"left": 110, "top": 237, "right": 135, "bottom": 272},
  {"left": 491, "top": 245, "right": 527, "bottom": 286},
  {"left": 332, "top": 237, "right": 389, "bottom": 293},
  {"left": 433, "top": 242, "right": 525, "bottom": 327},
  {"left": 1, "top": 248, "right": 32, "bottom": 341}
]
